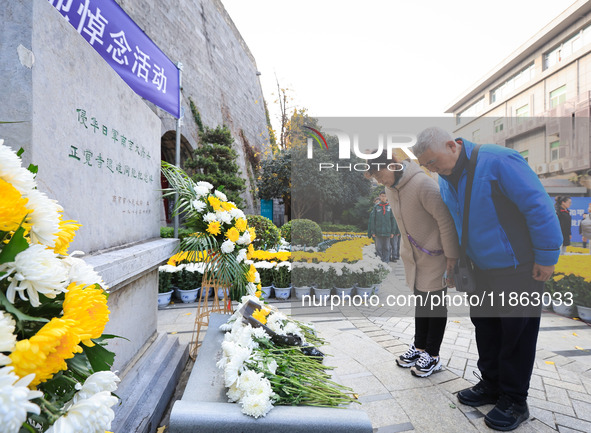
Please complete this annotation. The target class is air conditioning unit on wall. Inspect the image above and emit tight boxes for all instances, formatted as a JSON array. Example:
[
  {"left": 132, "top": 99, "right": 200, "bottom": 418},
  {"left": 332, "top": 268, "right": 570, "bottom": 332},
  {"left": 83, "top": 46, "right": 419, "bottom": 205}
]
[
  {"left": 549, "top": 161, "right": 562, "bottom": 172},
  {"left": 536, "top": 163, "right": 548, "bottom": 174}
]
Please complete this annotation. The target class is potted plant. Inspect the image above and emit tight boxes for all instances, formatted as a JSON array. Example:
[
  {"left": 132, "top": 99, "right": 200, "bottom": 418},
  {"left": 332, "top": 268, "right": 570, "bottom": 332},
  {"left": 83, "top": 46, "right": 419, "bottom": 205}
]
[
  {"left": 255, "top": 261, "right": 275, "bottom": 299},
  {"left": 158, "top": 266, "right": 174, "bottom": 308},
  {"left": 292, "top": 263, "right": 311, "bottom": 300},
  {"left": 334, "top": 266, "right": 354, "bottom": 297},
  {"left": 573, "top": 278, "right": 591, "bottom": 323},
  {"left": 314, "top": 266, "right": 335, "bottom": 301},
  {"left": 272, "top": 262, "right": 292, "bottom": 300},
  {"left": 355, "top": 266, "right": 376, "bottom": 297},
  {"left": 550, "top": 273, "right": 578, "bottom": 317},
  {"left": 178, "top": 265, "right": 202, "bottom": 303}
]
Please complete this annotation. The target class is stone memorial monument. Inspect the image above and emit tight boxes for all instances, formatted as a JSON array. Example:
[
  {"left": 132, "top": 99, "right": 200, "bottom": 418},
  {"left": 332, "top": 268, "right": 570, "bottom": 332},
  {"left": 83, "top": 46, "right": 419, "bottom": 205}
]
[{"left": 0, "top": 1, "right": 185, "bottom": 431}]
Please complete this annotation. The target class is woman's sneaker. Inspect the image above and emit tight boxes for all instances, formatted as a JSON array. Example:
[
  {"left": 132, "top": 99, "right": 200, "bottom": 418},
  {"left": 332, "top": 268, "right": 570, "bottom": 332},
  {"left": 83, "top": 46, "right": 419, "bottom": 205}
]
[
  {"left": 411, "top": 352, "right": 442, "bottom": 377},
  {"left": 396, "top": 344, "right": 422, "bottom": 368}
]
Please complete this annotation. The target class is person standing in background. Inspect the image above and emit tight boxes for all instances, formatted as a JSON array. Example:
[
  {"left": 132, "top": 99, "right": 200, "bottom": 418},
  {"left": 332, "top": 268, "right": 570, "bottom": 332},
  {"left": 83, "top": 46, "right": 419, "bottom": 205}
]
[
  {"left": 556, "top": 196, "right": 572, "bottom": 254},
  {"left": 368, "top": 192, "right": 398, "bottom": 262}
]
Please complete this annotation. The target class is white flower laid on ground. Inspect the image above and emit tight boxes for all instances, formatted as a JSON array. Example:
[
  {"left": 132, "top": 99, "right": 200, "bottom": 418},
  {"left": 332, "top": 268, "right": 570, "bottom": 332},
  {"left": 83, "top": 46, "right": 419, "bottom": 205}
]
[
  {"left": 217, "top": 296, "right": 358, "bottom": 418},
  {"left": 0, "top": 366, "right": 42, "bottom": 433}
]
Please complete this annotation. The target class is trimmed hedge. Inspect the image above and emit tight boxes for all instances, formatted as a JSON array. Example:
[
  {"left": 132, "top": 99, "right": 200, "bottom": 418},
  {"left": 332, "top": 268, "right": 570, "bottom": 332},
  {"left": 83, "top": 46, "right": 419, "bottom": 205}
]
[
  {"left": 291, "top": 219, "right": 323, "bottom": 247},
  {"left": 246, "top": 215, "right": 280, "bottom": 250},
  {"left": 280, "top": 221, "right": 292, "bottom": 243}
]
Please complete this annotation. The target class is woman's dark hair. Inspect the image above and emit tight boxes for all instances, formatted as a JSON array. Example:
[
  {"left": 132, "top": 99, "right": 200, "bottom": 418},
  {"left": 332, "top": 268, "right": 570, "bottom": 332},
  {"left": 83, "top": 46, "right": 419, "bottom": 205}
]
[{"left": 555, "top": 196, "right": 570, "bottom": 211}]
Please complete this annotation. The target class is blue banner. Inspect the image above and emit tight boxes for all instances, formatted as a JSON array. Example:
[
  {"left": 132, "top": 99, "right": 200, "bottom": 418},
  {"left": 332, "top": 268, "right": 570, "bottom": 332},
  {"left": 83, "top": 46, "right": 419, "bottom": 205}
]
[
  {"left": 569, "top": 197, "right": 591, "bottom": 243},
  {"left": 49, "top": 0, "right": 180, "bottom": 118}
]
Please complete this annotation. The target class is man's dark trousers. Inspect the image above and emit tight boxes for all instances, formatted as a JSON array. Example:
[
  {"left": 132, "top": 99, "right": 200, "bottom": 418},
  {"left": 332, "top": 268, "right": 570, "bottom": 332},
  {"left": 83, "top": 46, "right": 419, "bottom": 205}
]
[{"left": 470, "top": 262, "right": 543, "bottom": 402}]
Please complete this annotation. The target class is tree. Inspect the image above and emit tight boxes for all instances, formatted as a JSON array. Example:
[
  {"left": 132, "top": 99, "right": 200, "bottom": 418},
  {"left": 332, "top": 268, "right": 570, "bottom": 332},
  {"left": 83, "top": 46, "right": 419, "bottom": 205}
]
[{"left": 184, "top": 125, "right": 246, "bottom": 208}]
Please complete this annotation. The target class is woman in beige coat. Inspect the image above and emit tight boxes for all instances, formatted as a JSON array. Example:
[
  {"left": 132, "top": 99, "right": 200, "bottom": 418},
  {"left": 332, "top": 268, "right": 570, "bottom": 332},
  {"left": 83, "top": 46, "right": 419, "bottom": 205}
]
[{"left": 366, "top": 156, "right": 460, "bottom": 377}]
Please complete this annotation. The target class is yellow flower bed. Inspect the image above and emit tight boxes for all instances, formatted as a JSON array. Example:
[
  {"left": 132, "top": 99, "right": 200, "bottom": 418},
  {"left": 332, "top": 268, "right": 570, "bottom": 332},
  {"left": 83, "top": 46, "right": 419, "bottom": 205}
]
[
  {"left": 168, "top": 247, "right": 289, "bottom": 266},
  {"left": 554, "top": 254, "right": 591, "bottom": 282},
  {"left": 292, "top": 238, "right": 372, "bottom": 263},
  {"left": 322, "top": 232, "right": 366, "bottom": 240},
  {"left": 565, "top": 246, "right": 590, "bottom": 254},
  {"left": 249, "top": 250, "right": 291, "bottom": 262}
]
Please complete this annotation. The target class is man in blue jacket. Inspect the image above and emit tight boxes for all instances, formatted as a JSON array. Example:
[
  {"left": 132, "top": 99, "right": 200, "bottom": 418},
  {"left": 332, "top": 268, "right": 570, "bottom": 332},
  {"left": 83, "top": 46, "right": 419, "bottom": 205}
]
[{"left": 414, "top": 127, "right": 562, "bottom": 431}]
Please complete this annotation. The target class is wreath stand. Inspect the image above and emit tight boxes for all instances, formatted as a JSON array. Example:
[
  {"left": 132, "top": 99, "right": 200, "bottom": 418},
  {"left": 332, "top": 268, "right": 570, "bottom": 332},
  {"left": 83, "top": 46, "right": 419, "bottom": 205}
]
[{"left": 189, "top": 271, "right": 232, "bottom": 360}]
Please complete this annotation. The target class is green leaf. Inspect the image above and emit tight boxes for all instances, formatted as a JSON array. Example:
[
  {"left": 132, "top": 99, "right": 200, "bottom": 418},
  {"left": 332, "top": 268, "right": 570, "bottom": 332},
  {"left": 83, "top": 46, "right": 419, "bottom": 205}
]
[
  {"left": 0, "top": 291, "right": 49, "bottom": 323},
  {"left": 83, "top": 341, "right": 115, "bottom": 372},
  {"left": 16, "top": 147, "right": 25, "bottom": 157},
  {"left": 27, "top": 163, "right": 38, "bottom": 174},
  {"left": 67, "top": 352, "right": 95, "bottom": 381},
  {"left": 0, "top": 226, "right": 28, "bottom": 263}
]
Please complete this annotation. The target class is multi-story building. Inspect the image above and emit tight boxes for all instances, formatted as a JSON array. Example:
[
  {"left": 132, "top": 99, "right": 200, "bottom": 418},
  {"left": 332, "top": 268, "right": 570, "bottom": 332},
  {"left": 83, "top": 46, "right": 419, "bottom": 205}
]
[{"left": 446, "top": 0, "right": 591, "bottom": 195}]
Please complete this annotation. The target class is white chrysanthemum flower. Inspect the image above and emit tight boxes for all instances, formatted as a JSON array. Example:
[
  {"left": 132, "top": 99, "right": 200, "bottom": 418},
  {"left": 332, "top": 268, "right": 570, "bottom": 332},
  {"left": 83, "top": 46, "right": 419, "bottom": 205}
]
[
  {"left": 159, "top": 264, "right": 180, "bottom": 273},
  {"left": 236, "top": 249, "right": 247, "bottom": 264},
  {"left": 0, "top": 312, "right": 16, "bottom": 366},
  {"left": 0, "top": 141, "right": 37, "bottom": 196},
  {"left": 46, "top": 391, "right": 118, "bottom": 433},
  {"left": 283, "top": 322, "right": 303, "bottom": 339},
  {"left": 221, "top": 240, "right": 236, "bottom": 254},
  {"left": 62, "top": 255, "right": 105, "bottom": 288},
  {"left": 229, "top": 208, "right": 245, "bottom": 219},
  {"left": 216, "top": 210, "right": 232, "bottom": 225},
  {"left": 0, "top": 367, "right": 42, "bottom": 433},
  {"left": 214, "top": 190, "right": 228, "bottom": 202},
  {"left": 236, "top": 232, "right": 251, "bottom": 245},
  {"left": 191, "top": 199, "right": 206, "bottom": 213},
  {"left": 227, "top": 383, "right": 243, "bottom": 403},
  {"left": 194, "top": 185, "right": 209, "bottom": 198},
  {"left": 245, "top": 282, "right": 257, "bottom": 296},
  {"left": 241, "top": 392, "right": 273, "bottom": 418},
  {"left": 251, "top": 327, "right": 270, "bottom": 341},
  {"left": 0, "top": 244, "right": 68, "bottom": 307},
  {"left": 25, "top": 189, "right": 62, "bottom": 248},
  {"left": 203, "top": 212, "right": 217, "bottom": 223},
  {"left": 196, "top": 181, "right": 213, "bottom": 190},
  {"left": 277, "top": 261, "right": 291, "bottom": 271},
  {"left": 73, "top": 371, "right": 120, "bottom": 403},
  {"left": 237, "top": 370, "right": 264, "bottom": 393},
  {"left": 254, "top": 271, "right": 260, "bottom": 284}
]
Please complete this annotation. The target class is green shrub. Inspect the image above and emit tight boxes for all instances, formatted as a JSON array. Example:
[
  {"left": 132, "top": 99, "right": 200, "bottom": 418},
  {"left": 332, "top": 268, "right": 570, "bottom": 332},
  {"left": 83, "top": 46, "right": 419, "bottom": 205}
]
[
  {"left": 291, "top": 219, "right": 323, "bottom": 247},
  {"left": 246, "top": 215, "right": 280, "bottom": 250},
  {"left": 280, "top": 221, "right": 292, "bottom": 243},
  {"left": 319, "top": 223, "right": 362, "bottom": 233},
  {"left": 160, "top": 227, "right": 195, "bottom": 242}
]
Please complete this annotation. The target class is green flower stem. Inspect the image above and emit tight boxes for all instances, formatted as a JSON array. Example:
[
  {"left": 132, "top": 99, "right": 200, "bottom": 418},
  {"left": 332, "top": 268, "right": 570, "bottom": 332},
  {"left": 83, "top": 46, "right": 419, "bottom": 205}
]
[{"left": 38, "top": 397, "right": 63, "bottom": 423}]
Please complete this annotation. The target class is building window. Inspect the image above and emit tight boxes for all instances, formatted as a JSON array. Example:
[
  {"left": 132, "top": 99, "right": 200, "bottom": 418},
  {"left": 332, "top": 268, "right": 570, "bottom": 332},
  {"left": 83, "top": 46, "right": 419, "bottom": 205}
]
[
  {"left": 516, "top": 104, "right": 529, "bottom": 123},
  {"left": 458, "top": 97, "right": 485, "bottom": 123},
  {"left": 550, "top": 140, "right": 560, "bottom": 161},
  {"left": 549, "top": 85, "right": 566, "bottom": 109},
  {"left": 494, "top": 118, "right": 504, "bottom": 133},
  {"left": 490, "top": 63, "right": 535, "bottom": 104},
  {"left": 544, "top": 24, "right": 591, "bottom": 70},
  {"left": 520, "top": 150, "right": 529, "bottom": 163}
]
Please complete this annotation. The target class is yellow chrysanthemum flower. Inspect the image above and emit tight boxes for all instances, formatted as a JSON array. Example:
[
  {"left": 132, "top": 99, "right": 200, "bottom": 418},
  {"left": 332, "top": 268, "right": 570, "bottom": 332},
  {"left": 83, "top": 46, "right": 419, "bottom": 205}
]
[
  {"left": 10, "top": 317, "right": 83, "bottom": 386},
  {"left": 62, "top": 282, "right": 110, "bottom": 347},
  {"left": 207, "top": 221, "right": 221, "bottom": 236},
  {"left": 246, "top": 244, "right": 255, "bottom": 260},
  {"left": 255, "top": 290, "right": 262, "bottom": 298},
  {"left": 52, "top": 216, "right": 81, "bottom": 255},
  {"left": 252, "top": 308, "right": 267, "bottom": 324},
  {"left": 235, "top": 218, "right": 247, "bottom": 232},
  {"left": 0, "top": 178, "right": 31, "bottom": 233},
  {"left": 247, "top": 264, "right": 257, "bottom": 283},
  {"left": 221, "top": 202, "right": 236, "bottom": 211},
  {"left": 208, "top": 196, "right": 222, "bottom": 211},
  {"left": 249, "top": 227, "right": 256, "bottom": 242},
  {"left": 225, "top": 227, "right": 240, "bottom": 243}
]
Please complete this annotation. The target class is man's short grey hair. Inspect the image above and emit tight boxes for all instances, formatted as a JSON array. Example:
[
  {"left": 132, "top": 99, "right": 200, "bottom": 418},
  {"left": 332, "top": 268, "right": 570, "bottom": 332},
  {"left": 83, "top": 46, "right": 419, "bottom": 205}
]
[{"left": 413, "top": 127, "right": 454, "bottom": 157}]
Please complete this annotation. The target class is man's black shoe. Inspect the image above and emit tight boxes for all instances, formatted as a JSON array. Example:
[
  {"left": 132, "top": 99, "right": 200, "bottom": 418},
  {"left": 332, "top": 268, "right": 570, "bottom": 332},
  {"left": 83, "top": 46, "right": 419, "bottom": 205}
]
[
  {"left": 484, "top": 395, "right": 530, "bottom": 431},
  {"left": 457, "top": 380, "right": 499, "bottom": 407}
]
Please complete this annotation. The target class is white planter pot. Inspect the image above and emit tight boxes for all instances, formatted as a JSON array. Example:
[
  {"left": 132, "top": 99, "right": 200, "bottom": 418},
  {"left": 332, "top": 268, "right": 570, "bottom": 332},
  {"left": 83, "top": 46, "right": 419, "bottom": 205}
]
[
  {"left": 217, "top": 287, "right": 229, "bottom": 300},
  {"left": 552, "top": 301, "right": 574, "bottom": 317},
  {"left": 158, "top": 290, "right": 173, "bottom": 308},
  {"left": 356, "top": 286, "right": 374, "bottom": 298},
  {"left": 373, "top": 284, "right": 381, "bottom": 295},
  {"left": 334, "top": 287, "right": 354, "bottom": 297},
  {"left": 314, "top": 287, "right": 332, "bottom": 302},
  {"left": 179, "top": 288, "right": 200, "bottom": 303},
  {"left": 274, "top": 286, "right": 292, "bottom": 300},
  {"left": 260, "top": 285, "right": 272, "bottom": 299},
  {"left": 294, "top": 286, "right": 311, "bottom": 300},
  {"left": 577, "top": 305, "right": 591, "bottom": 323}
]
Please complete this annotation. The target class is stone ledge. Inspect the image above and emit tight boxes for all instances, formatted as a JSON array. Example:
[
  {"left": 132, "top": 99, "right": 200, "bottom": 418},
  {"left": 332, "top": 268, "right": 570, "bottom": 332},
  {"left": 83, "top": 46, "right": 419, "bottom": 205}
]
[
  {"left": 84, "top": 237, "right": 179, "bottom": 292},
  {"left": 169, "top": 313, "right": 372, "bottom": 433}
]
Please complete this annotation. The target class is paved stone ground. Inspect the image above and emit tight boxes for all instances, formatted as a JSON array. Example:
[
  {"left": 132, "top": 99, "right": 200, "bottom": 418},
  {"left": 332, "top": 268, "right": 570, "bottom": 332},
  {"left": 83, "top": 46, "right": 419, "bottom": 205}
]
[{"left": 157, "top": 261, "right": 591, "bottom": 432}]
